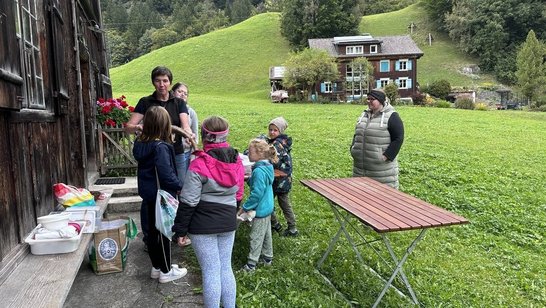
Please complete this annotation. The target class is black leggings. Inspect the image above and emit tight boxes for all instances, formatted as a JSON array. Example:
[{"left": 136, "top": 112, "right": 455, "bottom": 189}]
[{"left": 146, "top": 199, "right": 171, "bottom": 273}]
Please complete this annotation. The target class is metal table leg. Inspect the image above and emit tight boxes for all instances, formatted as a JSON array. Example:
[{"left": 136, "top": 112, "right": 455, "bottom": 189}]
[{"left": 372, "top": 229, "right": 427, "bottom": 308}]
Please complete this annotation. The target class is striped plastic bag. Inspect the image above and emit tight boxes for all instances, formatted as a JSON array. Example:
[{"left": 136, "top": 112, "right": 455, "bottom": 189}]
[{"left": 53, "top": 183, "right": 96, "bottom": 208}]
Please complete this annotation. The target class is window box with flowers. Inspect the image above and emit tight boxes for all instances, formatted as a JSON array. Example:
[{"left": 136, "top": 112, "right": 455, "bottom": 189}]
[{"left": 96, "top": 95, "right": 134, "bottom": 127}]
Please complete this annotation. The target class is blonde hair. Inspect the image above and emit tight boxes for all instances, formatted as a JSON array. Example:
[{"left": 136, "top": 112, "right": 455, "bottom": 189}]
[
  {"left": 249, "top": 138, "right": 278, "bottom": 164},
  {"left": 139, "top": 106, "right": 172, "bottom": 143}
]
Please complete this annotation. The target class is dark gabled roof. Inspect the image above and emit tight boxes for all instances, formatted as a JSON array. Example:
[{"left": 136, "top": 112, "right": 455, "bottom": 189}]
[{"left": 308, "top": 35, "right": 424, "bottom": 58}]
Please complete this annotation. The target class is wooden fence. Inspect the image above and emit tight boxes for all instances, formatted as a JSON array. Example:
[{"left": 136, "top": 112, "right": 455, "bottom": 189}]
[{"left": 97, "top": 125, "right": 137, "bottom": 175}]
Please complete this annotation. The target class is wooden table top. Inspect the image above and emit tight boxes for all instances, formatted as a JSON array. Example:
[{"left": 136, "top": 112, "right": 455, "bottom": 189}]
[{"left": 301, "top": 177, "right": 469, "bottom": 233}]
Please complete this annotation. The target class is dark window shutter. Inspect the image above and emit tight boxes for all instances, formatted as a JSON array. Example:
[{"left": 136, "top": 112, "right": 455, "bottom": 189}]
[
  {"left": 0, "top": 0, "right": 23, "bottom": 110},
  {"left": 50, "top": 0, "right": 69, "bottom": 114}
]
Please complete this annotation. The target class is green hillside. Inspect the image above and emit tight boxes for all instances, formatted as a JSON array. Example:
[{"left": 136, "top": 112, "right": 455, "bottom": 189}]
[
  {"left": 110, "top": 13, "right": 290, "bottom": 102},
  {"left": 360, "top": 2, "right": 495, "bottom": 87},
  {"left": 111, "top": 5, "right": 494, "bottom": 101}
]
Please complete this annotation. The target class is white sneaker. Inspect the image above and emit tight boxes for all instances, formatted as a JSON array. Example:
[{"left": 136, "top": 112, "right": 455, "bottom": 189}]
[
  {"left": 151, "top": 264, "right": 179, "bottom": 279},
  {"left": 159, "top": 266, "right": 187, "bottom": 283}
]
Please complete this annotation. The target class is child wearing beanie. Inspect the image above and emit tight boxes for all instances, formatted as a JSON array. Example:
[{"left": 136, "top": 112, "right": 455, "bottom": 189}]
[{"left": 265, "top": 117, "right": 298, "bottom": 236}]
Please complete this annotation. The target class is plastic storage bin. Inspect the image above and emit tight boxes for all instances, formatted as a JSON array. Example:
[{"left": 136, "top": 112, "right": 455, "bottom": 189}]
[{"left": 25, "top": 223, "right": 83, "bottom": 255}]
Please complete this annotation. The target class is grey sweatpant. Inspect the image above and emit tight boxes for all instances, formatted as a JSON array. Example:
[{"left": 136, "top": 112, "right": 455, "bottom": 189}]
[
  {"left": 247, "top": 216, "right": 273, "bottom": 265},
  {"left": 271, "top": 192, "right": 297, "bottom": 231}
]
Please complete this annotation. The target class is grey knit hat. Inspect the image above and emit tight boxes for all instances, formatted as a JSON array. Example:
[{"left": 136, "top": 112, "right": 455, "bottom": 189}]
[{"left": 269, "top": 117, "right": 288, "bottom": 134}]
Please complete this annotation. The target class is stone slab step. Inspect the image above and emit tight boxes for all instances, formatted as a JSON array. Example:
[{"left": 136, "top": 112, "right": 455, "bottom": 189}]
[{"left": 107, "top": 195, "right": 142, "bottom": 213}]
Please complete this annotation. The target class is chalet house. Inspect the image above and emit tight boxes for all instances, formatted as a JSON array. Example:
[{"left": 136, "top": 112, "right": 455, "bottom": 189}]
[
  {"left": 309, "top": 34, "right": 424, "bottom": 101},
  {"left": 0, "top": 0, "right": 110, "bottom": 281}
]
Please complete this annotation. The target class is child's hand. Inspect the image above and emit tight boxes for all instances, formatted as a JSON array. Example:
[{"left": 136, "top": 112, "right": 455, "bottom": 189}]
[
  {"left": 237, "top": 208, "right": 245, "bottom": 216},
  {"left": 177, "top": 236, "right": 190, "bottom": 247}
]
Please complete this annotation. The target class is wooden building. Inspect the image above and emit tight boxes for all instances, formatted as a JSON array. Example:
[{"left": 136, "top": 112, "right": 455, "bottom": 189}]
[
  {"left": 0, "top": 0, "right": 110, "bottom": 281},
  {"left": 309, "top": 34, "right": 424, "bottom": 102}
]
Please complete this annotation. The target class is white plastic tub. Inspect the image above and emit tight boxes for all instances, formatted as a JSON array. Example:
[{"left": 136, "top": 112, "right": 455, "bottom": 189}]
[
  {"left": 25, "top": 223, "right": 83, "bottom": 255},
  {"left": 37, "top": 212, "right": 70, "bottom": 231}
]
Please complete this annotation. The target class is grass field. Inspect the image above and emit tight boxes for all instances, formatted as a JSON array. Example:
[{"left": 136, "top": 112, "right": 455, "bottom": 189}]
[
  {"left": 109, "top": 4, "right": 545, "bottom": 307},
  {"left": 174, "top": 96, "right": 546, "bottom": 307}
]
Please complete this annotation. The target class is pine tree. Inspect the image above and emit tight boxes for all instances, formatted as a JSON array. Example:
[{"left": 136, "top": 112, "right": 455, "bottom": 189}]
[
  {"left": 281, "top": 0, "right": 359, "bottom": 50},
  {"left": 516, "top": 30, "right": 546, "bottom": 107}
]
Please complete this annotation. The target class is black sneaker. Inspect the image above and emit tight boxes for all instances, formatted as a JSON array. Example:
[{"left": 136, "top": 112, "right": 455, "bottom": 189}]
[
  {"left": 259, "top": 256, "right": 273, "bottom": 266},
  {"left": 241, "top": 263, "right": 256, "bottom": 272},
  {"left": 282, "top": 229, "right": 299, "bottom": 237},
  {"left": 272, "top": 222, "right": 283, "bottom": 233}
]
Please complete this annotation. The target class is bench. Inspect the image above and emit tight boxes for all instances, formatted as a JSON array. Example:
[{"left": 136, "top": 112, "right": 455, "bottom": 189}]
[
  {"left": 0, "top": 188, "right": 112, "bottom": 308},
  {"left": 301, "top": 177, "right": 469, "bottom": 307}
]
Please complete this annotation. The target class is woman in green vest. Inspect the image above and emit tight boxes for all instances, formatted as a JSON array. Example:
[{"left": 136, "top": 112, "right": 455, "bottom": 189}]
[{"left": 350, "top": 89, "right": 404, "bottom": 189}]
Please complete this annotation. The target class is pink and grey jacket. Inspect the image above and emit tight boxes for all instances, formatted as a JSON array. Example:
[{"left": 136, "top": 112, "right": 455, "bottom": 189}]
[{"left": 172, "top": 142, "right": 244, "bottom": 239}]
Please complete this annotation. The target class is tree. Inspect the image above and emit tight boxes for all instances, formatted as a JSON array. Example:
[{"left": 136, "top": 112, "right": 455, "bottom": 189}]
[
  {"left": 171, "top": 0, "right": 229, "bottom": 40},
  {"left": 384, "top": 82, "right": 399, "bottom": 103},
  {"left": 444, "top": 0, "right": 546, "bottom": 83},
  {"left": 281, "top": 0, "right": 359, "bottom": 50},
  {"left": 283, "top": 48, "right": 340, "bottom": 101},
  {"left": 230, "top": 0, "right": 253, "bottom": 23},
  {"left": 516, "top": 30, "right": 546, "bottom": 107},
  {"left": 105, "top": 29, "right": 132, "bottom": 67},
  {"left": 346, "top": 57, "right": 373, "bottom": 103},
  {"left": 422, "top": 0, "right": 453, "bottom": 31}
]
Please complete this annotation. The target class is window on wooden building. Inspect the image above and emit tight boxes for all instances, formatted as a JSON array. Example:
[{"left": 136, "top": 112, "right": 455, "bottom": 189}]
[
  {"left": 380, "top": 60, "right": 390, "bottom": 72},
  {"left": 346, "top": 45, "right": 363, "bottom": 55},
  {"left": 15, "top": 0, "right": 45, "bottom": 109}
]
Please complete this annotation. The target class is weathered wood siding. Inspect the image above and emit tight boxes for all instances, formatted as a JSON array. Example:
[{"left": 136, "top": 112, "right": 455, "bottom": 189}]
[{"left": 0, "top": 0, "right": 110, "bottom": 279}]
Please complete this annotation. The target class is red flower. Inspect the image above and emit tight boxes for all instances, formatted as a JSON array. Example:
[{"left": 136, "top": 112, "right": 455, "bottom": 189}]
[
  {"left": 101, "top": 106, "right": 112, "bottom": 114},
  {"left": 104, "top": 119, "right": 116, "bottom": 127},
  {"left": 96, "top": 95, "right": 132, "bottom": 127}
]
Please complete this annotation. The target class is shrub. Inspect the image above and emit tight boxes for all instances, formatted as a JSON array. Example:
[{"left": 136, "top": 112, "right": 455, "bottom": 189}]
[
  {"left": 537, "top": 105, "right": 546, "bottom": 112},
  {"left": 384, "top": 82, "right": 399, "bottom": 103},
  {"left": 393, "top": 98, "right": 413, "bottom": 106},
  {"left": 474, "top": 102, "right": 489, "bottom": 111},
  {"left": 423, "top": 94, "right": 435, "bottom": 107},
  {"left": 454, "top": 97, "right": 475, "bottom": 110},
  {"left": 428, "top": 79, "right": 451, "bottom": 99},
  {"left": 435, "top": 100, "right": 452, "bottom": 108},
  {"left": 412, "top": 92, "right": 425, "bottom": 105}
]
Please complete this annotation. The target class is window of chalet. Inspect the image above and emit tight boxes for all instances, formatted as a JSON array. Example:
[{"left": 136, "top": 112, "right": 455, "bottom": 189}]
[
  {"left": 15, "top": 0, "right": 45, "bottom": 109},
  {"left": 346, "top": 45, "right": 363, "bottom": 55},
  {"left": 380, "top": 60, "right": 390, "bottom": 72},
  {"left": 377, "top": 78, "right": 390, "bottom": 88},
  {"left": 321, "top": 81, "right": 333, "bottom": 93},
  {"left": 396, "top": 59, "right": 412, "bottom": 71},
  {"left": 370, "top": 45, "right": 377, "bottom": 54},
  {"left": 396, "top": 77, "right": 411, "bottom": 89}
]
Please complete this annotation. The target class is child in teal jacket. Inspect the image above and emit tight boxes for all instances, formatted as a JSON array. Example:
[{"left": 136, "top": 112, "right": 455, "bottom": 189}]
[{"left": 239, "top": 138, "right": 278, "bottom": 271}]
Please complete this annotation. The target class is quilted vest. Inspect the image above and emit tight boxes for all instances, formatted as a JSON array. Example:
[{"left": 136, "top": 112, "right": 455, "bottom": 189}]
[{"left": 350, "top": 103, "right": 399, "bottom": 189}]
